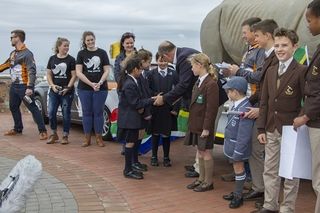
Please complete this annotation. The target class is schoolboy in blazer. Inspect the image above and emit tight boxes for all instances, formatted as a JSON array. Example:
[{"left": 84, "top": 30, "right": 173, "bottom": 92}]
[
  {"left": 293, "top": 2, "right": 320, "bottom": 212},
  {"left": 256, "top": 28, "right": 307, "bottom": 213}
]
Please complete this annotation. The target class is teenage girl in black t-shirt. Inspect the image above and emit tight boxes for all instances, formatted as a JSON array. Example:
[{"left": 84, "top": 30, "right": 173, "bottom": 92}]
[
  {"left": 76, "top": 31, "right": 111, "bottom": 147},
  {"left": 46, "top": 37, "right": 76, "bottom": 145}
]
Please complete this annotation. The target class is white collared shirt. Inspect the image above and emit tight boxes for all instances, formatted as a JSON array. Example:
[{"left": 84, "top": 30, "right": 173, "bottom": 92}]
[
  {"left": 233, "top": 97, "right": 247, "bottom": 109},
  {"left": 198, "top": 73, "right": 209, "bottom": 87},
  {"left": 158, "top": 67, "right": 168, "bottom": 76},
  {"left": 128, "top": 74, "right": 138, "bottom": 85},
  {"left": 278, "top": 57, "right": 293, "bottom": 75},
  {"left": 265, "top": 47, "right": 275, "bottom": 58}
]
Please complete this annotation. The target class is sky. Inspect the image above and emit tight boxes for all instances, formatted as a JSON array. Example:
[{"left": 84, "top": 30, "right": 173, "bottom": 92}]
[{"left": 0, "top": 0, "right": 223, "bottom": 70}]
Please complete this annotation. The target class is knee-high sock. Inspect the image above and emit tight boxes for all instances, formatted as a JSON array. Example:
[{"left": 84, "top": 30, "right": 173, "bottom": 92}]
[
  {"left": 124, "top": 147, "right": 133, "bottom": 172},
  {"left": 198, "top": 158, "right": 205, "bottom": 182},
  {"left": 151, "top": 135, "right": 160, "bottom": 157},
  {"left": 133, "top": 140, "right": 141, "bottom": 163},
  {"left": 234, "top": 171, "right": 246, "bottom": 196},
  {"left": 162, "top": 137, "right": 170, "bottom": 158},
  {"left": 204, "top": 159, "right": 214, "bottom": 185}
]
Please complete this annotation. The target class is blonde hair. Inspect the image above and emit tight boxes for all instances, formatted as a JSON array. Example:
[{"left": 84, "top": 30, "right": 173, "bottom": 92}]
[
  {"left": 54, "top": 37, "right": 70, "bottom": 54},
  {"left": 189, "top": 53, "right": 217, "bottom": 81}
]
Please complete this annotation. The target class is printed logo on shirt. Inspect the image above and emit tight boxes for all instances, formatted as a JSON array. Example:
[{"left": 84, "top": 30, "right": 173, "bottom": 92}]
[
  {"left": 52, "top": 63, "right": 67, "bottom": 78},
  {"left": 84, "top": 56, "right": 101, "bottom": 72}
]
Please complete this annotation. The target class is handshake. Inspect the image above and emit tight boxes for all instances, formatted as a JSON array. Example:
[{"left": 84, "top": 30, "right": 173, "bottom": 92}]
[{"left": 151, "top": 92, "right": 164, "bottom": 106}]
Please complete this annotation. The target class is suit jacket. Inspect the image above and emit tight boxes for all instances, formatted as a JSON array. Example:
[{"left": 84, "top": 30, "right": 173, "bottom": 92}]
[
  {"left": 224, "top": 98, "right": 254, "bottom": 161},
  {"left": 304, "top": 45, "right": 320, "bottom": 128},
  {"left": 163, "top": 47, "right": 199, "bottom": 109},
  {"left": 138, "top": 71, "right": 152, "bottom": 120},
  {"left": 257, "top": 59, "right": 307, "bottom": 134},
  {"left": 249, "top": 50, "right": 278, "bottom": 106},
  {"left": 117, "top": 76, "right": 153, "bottom": 129},
  {"left": 188, "top": 75, "right": 219, "bottom": 141}
]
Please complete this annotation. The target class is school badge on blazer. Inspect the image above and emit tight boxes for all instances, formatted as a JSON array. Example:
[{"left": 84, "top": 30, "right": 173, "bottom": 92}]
[
  {"left": 312, "top": 66, "right": 319, "bottom": 76},
  {"left": 285, "top": 85, "right": 293, "bottom": 96},
  {"left": 196, "top": 94, "right": 204, "bottom": 104}
]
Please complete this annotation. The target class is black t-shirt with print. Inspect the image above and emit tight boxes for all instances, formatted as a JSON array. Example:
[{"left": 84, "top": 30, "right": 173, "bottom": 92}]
[
  {"left": 47, "top": 54, "right": 75, "bottom": 88},
  {"left": 76, "top": 48, "right": 110, "bottom": 90}
]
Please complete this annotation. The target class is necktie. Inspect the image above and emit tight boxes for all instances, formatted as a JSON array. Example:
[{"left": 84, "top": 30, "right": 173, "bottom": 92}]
[
  {"left": 196, "top": 79, "right": 200, "bottom": 87},
  {"left": 278, "top": 63, "right": 286, "bottom": 76},
  {"left": 160, "top": 70, "right": 166, "bottom": 77}
]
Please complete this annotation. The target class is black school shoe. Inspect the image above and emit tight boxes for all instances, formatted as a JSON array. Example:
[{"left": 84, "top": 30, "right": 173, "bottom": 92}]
[
  {"left": 185, "top": 170, "right": 199, "bottom": 178},
  {"left": 132, "top": 162, "right": 148, "bottom": 171},
  {"left": 151, "top": 157, "right": 159, "bottom": 166},
  {"left": 163, "top": 158, "right": 172, "bottom": 167},
  {"left": 223, "top": 192, "right": 235, "bottom": 201},
  {"left": 184, "top": 165, "right": 195, "bottom": 172},
  {"left": 123, "top": 170, "right": 143, "bottom": 180},
  {"left": 229, "top": 194, "right": 243, "bottom": 208}
]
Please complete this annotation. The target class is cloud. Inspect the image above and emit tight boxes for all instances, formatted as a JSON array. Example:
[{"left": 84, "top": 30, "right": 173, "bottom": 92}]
[{"left": 0, "top": 0, "right": 223, "bottom": 67}]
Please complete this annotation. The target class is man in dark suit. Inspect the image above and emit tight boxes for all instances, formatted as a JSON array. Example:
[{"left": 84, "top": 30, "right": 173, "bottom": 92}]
[
  {"left": 154, "top": 41, "right": 199, "bottom": 109},
  {"left": 155, "top": 41, "right": 200, "bottom": 177},
  {"left": 255, "top": 28, "right": 307, "bottom": 213},
  {"left": 293, "top": 1, "right": 320, "bottom": 212}
]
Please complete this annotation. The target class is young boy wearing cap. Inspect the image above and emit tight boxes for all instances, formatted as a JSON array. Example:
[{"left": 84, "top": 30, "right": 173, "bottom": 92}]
[{"left": 222, "top": 76, "right": 255, "bottom": 208}]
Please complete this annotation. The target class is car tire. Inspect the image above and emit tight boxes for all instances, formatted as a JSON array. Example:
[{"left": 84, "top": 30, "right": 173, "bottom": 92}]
[
  {"left": 102, "top": 107, "right": 112, "bottom": 141},
  {"left": 34, "top": 95, "right": 49, "bottom": 125}
]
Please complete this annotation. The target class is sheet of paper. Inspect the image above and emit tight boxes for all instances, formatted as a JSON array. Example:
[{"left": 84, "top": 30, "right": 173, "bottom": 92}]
[
  {"left": 292, "top": 125, "right": 312, "bottom": 180},
  {"left": 279, "top": 126, "right": 297, "bottom": 179}
]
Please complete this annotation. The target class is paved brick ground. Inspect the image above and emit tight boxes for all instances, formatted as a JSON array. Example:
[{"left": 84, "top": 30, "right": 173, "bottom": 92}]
[{"left": 0, "top": 113, "right": 316, "bottom": 213}]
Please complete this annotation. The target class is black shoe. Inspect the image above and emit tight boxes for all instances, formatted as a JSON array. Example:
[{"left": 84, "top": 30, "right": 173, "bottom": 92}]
[
  {"left": 243, "top": 189, "right": 264, "bottom": 201},
  {"left": 132, "top": 162, "right": 148, "bottom": 172},
  {"left": 163, "top": 158, "right": 171, "bottom": 167},
  {"left": 137, "top": 162, "right": 148, "bottom": 170},
  {"left": 193, "top": 182, "right": 214, "bottom": 192},
  {"left": 185, "top": 170, "right": 199, "bottom": 178},
  {"left": 229, "top": 195, "right": 243, "bottom": 208},
  {"left": 184, "top": 165, "right": 195, "bottom": 172},
  {"left": 251, "top": 208, "right": 279, "bottom": 213},
  {"left": 186, "top": 179, "right": 202, "bottom": 189},
  {"left": 255, "top": 198, "right": 264, "bottom": 209},
  {"left": 223, "top": 192, "right": 234, "bottom": 201},
  {"left": 123, "top": 170, "right": 143, "bottom": 179},
  {"left": 151, "top": 157, "right": 159, "bottom": 166}
]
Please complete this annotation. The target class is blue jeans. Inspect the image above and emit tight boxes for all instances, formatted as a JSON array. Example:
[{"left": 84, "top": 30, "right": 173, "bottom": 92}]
[
  {"left": 78, "top": 89, "right": 108, "bottom": 134},
  {"left": 9, "top": 84, "right": 46, "bottom": 133},
  {"left": 48, "top": 90, "right": 74, "bottom": 134}
]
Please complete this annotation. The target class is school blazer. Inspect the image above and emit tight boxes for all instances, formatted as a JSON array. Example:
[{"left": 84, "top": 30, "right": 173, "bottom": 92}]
[
  {"left": 224, "top": 98, "right": 254, "bottom": 161},
  {"left": 304, "top": 45, "right": 320, "bottom": 128},
  {"left": 117, "top": 76, "right": 153, "bottom": 129},
  {"left": 249, "top": 51, "right": 278, "bottom": 106},
  {"left": 257, "top": 59, "right": 307, "bottom": 134},
  {"left": 188, "top": 75, "right": 219, "bottom": 138},
  {"left": 163, "top": 47, "right": 199, "bottom": 107}
]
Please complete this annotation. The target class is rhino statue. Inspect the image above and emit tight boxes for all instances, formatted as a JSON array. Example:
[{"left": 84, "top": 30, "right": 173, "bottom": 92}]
[{"left": 200, "top": 0, "right": 320, "bottom": 64}]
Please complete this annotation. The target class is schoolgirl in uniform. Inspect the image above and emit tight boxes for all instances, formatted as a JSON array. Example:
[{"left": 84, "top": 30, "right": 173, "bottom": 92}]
[
  {"left": 185, "top": 53, "right": 219, "bottom": 192},
  {"left": 117, "top": 55, "right": 154, "bottom": 180},
  {"left": 149, "top": 52, "right": 178, "bottom": 167}
]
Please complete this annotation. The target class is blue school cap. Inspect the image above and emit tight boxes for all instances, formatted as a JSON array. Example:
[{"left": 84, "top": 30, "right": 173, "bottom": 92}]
[{"left": 223, "top": 76, "right": 248, "bottom": 94}]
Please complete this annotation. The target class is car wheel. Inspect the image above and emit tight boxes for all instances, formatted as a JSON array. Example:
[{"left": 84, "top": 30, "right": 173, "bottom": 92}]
[
  {"left": 102, "top": 107, "right": 112, "bottom": 141},
  {"left": 34, "top": 95, "right": 49, "bottom": 125}
]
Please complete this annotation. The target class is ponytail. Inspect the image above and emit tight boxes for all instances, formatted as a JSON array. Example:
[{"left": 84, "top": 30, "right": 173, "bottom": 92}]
[{"left": 117, "top": 54, "right": 142, "bottom": 90}]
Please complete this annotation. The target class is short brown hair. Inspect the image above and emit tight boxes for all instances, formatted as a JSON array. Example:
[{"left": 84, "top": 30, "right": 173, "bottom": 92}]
[
  {"left": 158, "top": 41, "right": 176, "bottom": 56},
  {"left": 252, "top": 19, "right": 279, "bottom": 38},
  {"left": 241, "top": 17, "right": 261, "bottom": 28},
  {"left": 274, "top": 28, "right": 299, "bottom": 45},
  {"left": 11, "top": 29, "right": 25, "bottom": 42}
]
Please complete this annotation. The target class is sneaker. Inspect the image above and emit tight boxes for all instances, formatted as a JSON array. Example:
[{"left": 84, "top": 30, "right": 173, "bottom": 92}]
[
  {"left": 4, "top": 129, "right": 22, "bottom": 136},
  {"left": 151, "top": 157, "right": 159, "bottom": 166},
  {"left": 163, "top": 158, "right": 172, "bottom": 167},
  {"left": 46, "top": 133, "right": 58, "bottom": 144},
  {"left": 193, "top": 182, "right": 214, "bottom": 192},
  {"left": 61, "top": 136, "right": 69, "bottom": 145},
  {"left": 40, "top": 132, "right": 48, "bottom": 140}
]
